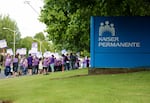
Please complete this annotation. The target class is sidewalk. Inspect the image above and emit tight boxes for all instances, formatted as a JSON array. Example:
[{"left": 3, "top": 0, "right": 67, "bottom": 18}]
[{"left": 0, "top": 70, "right": 6, "bottom": 79}]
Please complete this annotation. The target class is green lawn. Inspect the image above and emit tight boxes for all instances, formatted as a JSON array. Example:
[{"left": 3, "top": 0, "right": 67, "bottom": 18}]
[{"left": 0, "top": 69, "right": 150, "bottom": 103}]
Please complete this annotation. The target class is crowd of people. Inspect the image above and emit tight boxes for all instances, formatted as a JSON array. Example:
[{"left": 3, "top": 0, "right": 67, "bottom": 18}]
[{"left": 0, "top": 53, "right": 90, "bottom": 78}]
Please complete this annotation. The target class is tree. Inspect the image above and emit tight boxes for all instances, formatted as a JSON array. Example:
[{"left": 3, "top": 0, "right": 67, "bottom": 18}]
[
  {"left": 106, "top": 0, "right": 150, "bottom": 16},
  {"left": 0, "top": 15, "right": 21, "bottom": 50},
  {"left": 33, "top": 33, "right": 56, "bottom": 52},
  {"left": 40, "top": 0, "right": 150, "bottom": 54},
  {"left": 19, "top": 37, "right": 33, "bottom": 52},
  {"left": 34, "top": 32, "right": 45, "bottom": 40}
]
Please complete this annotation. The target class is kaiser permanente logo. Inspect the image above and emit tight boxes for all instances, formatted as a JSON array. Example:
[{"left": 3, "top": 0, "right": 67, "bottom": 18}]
[{"left": 98, "top": 21, "right": 140, "bottom": 47}]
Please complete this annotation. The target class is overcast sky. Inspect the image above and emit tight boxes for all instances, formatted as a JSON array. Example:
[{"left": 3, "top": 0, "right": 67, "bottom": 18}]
[{"left": 0, "top": 0, "right": 46, "bottom": 38}]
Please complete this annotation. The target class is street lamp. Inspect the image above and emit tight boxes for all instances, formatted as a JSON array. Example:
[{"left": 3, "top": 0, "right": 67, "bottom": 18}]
[
  {"left": 3, "top": 27, "right": 16, "bottom": 57},
  {"left": 24, "top": 0, "right": 40, "bottom": 15}
]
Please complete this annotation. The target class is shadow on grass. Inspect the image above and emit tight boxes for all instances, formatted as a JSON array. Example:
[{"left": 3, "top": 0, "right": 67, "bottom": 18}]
[
  {"left": 50, "top": 74, "right": 88, "bottom": 80},
  {"left": 49, "top": 68, "right": 150, "bottom": 80},
  {"left": 0, "top": 100, "right": 13, "bottom": 103}
]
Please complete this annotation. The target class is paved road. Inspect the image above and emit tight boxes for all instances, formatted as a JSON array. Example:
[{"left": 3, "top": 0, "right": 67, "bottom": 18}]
[{"left": 0, "top": 70, "right": 6, "bottom": 79}]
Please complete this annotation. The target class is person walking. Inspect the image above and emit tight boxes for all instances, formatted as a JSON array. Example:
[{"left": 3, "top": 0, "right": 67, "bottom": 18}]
[
  {"left": 86, "top": 57, "right": 90, "bottom": 68},
  {"left": 4, "top": 54, "right": 12, "bottom": 78},
  {"left": 18, "top": 55, "right": 24, "bottom": 76},
  {"left": 22, "top": 56, "right": 28, "bottom": 75},
  {"left": 61, "top": 54, "right": 66, "bottom": 72},
  {"left": 27, "top": 54, "right": 33, "bottom": 75},
  {"left": 43, "top": 57, "right": 49, "bottom": 75},
  {"left": 49, "top": 55, "right": 55, "bottom": 72},
  {"left": 65, "top": 54, "right": 70, "bottom": 71},
  {"left": 70, "top": 53, "right": 76, "bottom": 70},
  {"left": 38, "top": 58, "right": 43, "bottom": 74},
  {"left": 32, "top": 56, "right": 39, "bottom": 74},
  {"left": 12, "top": 54, "right": 19, "bottom": 77}
]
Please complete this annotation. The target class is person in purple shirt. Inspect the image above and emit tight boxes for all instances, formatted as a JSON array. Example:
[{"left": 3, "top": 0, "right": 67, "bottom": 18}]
[
  {"left": 4, "top": 54, "right": 12, "bottom": 77},
  {"left": 13, "top": 54, "right": 19, "bottom": 76},
  {"left": 55, "top": 59, "right": 62, "bottom": 71},
  {"left": 27, "top": 54, "right": 33, "bottom": 75},
  {"left": 22, "top": 56, "right": 28, "bottom": 75},
  {"left": 19, "top": 55, "right": 24, "bottom": 75},
  {"left": 82, "top": 57, "right": 86, "bottom": 68},
  {"left": 49, "top": 55, "right": 55, "bottom": 72},
  {"left": 43, "top": 57, "right": 49, "bottom": 75},
  {"left": 32, "top": 56, "right": 39, "bottom": 74}
]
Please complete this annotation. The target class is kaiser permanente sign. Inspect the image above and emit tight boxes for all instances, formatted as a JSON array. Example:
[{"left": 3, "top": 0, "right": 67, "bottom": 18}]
[{"left": 90, "top": 16, "right": 150, "bottom": 68}]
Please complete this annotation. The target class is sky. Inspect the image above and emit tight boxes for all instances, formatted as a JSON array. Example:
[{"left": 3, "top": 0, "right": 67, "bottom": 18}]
[{"left": 0, "top": 0, "right": 46, "bottom": 38}]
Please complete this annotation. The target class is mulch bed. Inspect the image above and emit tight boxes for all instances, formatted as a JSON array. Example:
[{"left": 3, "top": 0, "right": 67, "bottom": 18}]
[
  {"left": 50, "top": 68, "right": 150, "bottom": 80},
  {"left": 88, "top": 68, "right": 150, "bottom": 75}
]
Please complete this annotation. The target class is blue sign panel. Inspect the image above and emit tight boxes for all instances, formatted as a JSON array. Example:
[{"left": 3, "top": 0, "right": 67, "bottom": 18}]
[{"left": 90, "top": 16, "right": 150, "bottom": 68}]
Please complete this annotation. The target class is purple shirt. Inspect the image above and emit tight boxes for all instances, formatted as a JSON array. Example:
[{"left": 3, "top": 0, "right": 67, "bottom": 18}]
[
  {"left": 5, "top": 58, "right": 11, "bottom": 66},
  {"left": 19, "top": 58, "right": 23, "bottom": 66},
  {"left": 43, "top": 58, "right": 49, "bottom": 67},
  {"left": 27, "top": 56, "right": 33, "bottom": 65},
  {"left": 32, "top": 58, "right": 39, "bottom": 66},
  {"left": 22, "top": 59, "right": 28, "bottom": 68},
  {"left": 49, "top": 57, "right": 55, "bottom": 64},
  {"left": 13, "top": 58, "right": 18, "bottom": 63},
  {"left": 86, "top": 59, "right": 89, "bottom": 63}
]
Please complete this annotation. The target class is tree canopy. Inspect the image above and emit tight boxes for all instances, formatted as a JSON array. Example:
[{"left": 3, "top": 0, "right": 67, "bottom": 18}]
[
  {"left": 40, "top": 0, "right": 150, "bottom": 54},
  {"left": 34, "top": 32, "right": 45, "bottom": 40},
  {"left": 0, "top": 15, "right": 53, "bottom": 54},
  {"left": 0, "top": 15, "right": 21, "bottom": 50}
]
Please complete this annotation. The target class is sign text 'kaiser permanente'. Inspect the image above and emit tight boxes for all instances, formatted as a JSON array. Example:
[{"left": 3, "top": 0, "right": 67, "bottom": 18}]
[{"left": 90, "top": 16, "right": 150, "bottom": 68}]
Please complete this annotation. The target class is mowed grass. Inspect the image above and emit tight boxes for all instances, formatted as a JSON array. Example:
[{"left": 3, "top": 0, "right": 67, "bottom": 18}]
[{"left": 0, "top": 69, "right": 150, "bottom": 103}]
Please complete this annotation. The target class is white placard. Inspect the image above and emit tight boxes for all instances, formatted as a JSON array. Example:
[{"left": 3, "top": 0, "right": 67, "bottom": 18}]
[
  {"left": 32, "top": 42, "right": 38, "bottom": 48},
  {"left": 16, "top": 48, "right": 27, "bottom": 55},
  {"left": 0, "top": 39, "right": 7, "bottom": 48},
  {"left": 31, "top": 42, "right": 38, "bottom": 53},
  {"left": 20, "top": 48, "right": 27, "bottom": 55},
  {"left": 7, "top": 48, "right": 13, "bottom": 55},
  {"left": 36, "top": 52, "right": 43, "bottom": 58},
  {"left": 61, "top": 49, "right": 67, "bottom": 54},
  {"left": 43, "top": 51, "right": 51, "bottom": 58}
]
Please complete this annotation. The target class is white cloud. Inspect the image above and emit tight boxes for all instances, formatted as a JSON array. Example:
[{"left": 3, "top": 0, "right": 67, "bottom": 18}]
[{"left": 0, "top": 0, "right": 46, "bottom": 38}]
